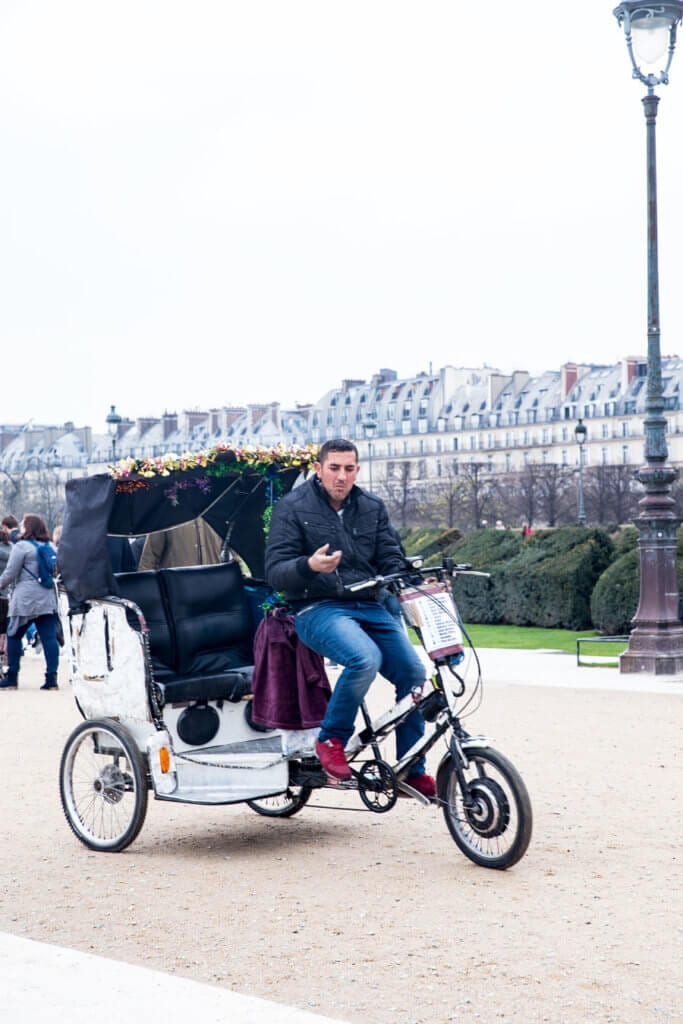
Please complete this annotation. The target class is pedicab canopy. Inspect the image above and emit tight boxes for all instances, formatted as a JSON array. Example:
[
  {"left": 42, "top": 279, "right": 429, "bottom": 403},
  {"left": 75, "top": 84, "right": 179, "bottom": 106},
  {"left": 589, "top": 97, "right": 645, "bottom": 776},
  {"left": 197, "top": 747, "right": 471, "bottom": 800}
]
[{"left": 58, "top": 443, "right": 318, "bottom": 604}]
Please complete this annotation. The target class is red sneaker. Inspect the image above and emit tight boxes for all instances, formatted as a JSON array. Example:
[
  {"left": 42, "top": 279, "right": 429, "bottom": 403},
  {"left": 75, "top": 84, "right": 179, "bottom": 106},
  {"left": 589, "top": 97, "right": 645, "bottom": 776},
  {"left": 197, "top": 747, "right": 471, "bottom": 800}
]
[
  {"left": 315, "top": 737, "right": 352, "bottom": 781},
  {"left": 403, "top": 773, "right": 436, "bottom": 800}
]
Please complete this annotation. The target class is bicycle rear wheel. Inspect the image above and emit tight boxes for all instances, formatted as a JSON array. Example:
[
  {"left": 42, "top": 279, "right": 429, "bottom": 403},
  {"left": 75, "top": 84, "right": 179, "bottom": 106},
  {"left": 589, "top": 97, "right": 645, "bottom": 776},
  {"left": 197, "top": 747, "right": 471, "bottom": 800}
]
[
  {"left": 60, "top": 718, "right": 148, "bottom": 852},
  {"left": 438, "top": 746, "right": 532, "bottom": 869},
  {"left": 247, "top": 786, "right": 312, "bottom": 817}
]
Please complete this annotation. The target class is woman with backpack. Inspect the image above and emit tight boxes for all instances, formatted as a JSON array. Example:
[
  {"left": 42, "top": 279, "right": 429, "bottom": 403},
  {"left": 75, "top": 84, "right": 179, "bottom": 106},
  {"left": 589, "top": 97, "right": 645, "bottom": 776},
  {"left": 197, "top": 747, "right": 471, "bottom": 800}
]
[{"left": 0, "top": 513, "right": 59, "bottom": 690}]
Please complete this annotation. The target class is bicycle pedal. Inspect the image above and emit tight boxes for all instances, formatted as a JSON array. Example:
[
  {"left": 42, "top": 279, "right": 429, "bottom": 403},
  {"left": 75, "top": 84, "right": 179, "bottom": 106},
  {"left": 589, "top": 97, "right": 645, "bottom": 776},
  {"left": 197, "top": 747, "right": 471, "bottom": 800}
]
[
  {"left": 397, "top": 781, "right": 432, "bottom": 806},
  {"left": 324, "top": 776, "right": 356, "bottom": 789}
]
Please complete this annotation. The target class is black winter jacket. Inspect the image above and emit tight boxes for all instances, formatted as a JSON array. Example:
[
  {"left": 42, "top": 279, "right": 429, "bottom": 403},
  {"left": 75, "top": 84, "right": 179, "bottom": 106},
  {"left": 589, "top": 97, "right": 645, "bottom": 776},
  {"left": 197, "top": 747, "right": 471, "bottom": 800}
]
[{"left": 265, "top": 476, "right": 406, "bottom": 606}]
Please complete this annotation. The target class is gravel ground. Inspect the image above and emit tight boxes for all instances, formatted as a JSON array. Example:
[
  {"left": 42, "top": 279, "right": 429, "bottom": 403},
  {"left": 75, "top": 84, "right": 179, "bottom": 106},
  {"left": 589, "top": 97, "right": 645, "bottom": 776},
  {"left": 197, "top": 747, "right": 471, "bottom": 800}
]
[{"left": 0, "top": 653, "right": 681, "bottom": 1024}]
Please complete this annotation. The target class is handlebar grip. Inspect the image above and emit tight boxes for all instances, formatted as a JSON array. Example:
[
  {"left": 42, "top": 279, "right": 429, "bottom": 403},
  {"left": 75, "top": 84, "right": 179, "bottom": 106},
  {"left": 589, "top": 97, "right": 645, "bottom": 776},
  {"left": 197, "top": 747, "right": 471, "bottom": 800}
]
[{"left": 346, "top": 577, "right": 384, "bottom": 593}]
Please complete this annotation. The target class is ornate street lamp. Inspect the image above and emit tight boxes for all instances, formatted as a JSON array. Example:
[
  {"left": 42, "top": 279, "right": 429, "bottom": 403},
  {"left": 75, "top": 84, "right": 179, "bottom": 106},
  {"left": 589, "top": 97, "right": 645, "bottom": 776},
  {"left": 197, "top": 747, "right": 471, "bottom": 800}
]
[
  {"left": 575, "top": 418, "right": 587, "bottom": 525},
  {"left": 106, "top": 404, "right": 122, "bottom": 462},
  {"left": 613, "top": 2, "right": 683, "bottom": 673},
  {"left": 363, "top": 419, "right": 377, "bottom": 492}
]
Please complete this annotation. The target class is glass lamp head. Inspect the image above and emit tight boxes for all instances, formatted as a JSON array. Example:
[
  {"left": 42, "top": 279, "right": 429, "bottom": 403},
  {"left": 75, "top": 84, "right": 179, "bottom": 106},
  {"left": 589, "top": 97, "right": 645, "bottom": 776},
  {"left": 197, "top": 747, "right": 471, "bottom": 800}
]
[{"left": 614, "top": 2, "right": 683, "bottom": 87}]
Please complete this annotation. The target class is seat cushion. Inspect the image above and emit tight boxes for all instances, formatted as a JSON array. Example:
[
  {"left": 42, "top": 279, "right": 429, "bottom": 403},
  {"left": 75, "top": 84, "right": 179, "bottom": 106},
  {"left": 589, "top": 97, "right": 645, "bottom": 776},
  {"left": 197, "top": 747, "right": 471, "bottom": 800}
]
[
  {"left": 115, "top": 570, "right": 175, "bottom": 672},
  {"left": 161, "top": 666, "right": 254, "bottom": 704},
  {"left": 160, "top": 561, "right": 254, "bottom": 677}
]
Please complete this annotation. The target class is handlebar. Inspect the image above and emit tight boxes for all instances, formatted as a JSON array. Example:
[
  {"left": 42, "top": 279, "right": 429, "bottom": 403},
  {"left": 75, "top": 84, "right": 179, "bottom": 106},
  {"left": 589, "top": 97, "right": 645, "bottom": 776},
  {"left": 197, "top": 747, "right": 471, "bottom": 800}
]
[{"left": 344, "top": 560, "right": 490, "bottom": 594}]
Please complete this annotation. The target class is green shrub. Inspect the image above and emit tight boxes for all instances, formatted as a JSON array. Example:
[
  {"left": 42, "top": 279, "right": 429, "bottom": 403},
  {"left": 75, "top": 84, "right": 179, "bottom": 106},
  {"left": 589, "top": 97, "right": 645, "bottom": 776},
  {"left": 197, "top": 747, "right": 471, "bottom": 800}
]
[
  {"left": 590, "top": 549, "right": 639, "bottom": 634},
  {"left": 402, "top": 527, "right": 462, "bottom": 559},
  {"left": 449, "top": 530, "right": 524, "bottom": 624},
  {"left": 450, "top": 526, "right": 614, "bottom": 630},
  {"left": 591, "top": 543, "right": 683, "bottom": 634},
  {"left": 612, "top": 526, "right": 639, "bottom": 557}
]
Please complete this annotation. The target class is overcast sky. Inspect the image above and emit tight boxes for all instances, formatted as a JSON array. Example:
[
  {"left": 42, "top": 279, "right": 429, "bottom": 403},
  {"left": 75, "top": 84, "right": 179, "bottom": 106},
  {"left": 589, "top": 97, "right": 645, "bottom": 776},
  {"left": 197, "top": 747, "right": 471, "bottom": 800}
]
[{"left": 2, "top": 1, "right": 683, "bottom": 435}]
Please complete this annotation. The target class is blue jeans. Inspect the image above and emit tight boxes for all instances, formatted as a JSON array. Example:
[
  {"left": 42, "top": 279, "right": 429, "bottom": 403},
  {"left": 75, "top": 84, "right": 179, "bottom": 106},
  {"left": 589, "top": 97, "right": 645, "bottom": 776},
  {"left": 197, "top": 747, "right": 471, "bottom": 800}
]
[
  {"left": 8, "top": 614, "right": 60, "bottom": 677},
  {"left": 295, "top": 600, "right": 427, "bottom": 773}
]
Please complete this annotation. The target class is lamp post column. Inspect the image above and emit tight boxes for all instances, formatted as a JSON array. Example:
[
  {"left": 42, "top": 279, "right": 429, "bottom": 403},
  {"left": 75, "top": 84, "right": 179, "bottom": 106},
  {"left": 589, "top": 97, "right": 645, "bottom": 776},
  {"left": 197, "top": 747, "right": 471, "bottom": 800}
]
[
  {"left": 621, "top": 89, "right": 683, "bottom": 673},
  {"left": 363, "top": 420, "right": 377, "bottom": 493},
  {"left": 106, "top": 404, "right": 122, "bottom": 464},
  {"left": 575, "top": 419, "right": 587, "bottom": 525}
]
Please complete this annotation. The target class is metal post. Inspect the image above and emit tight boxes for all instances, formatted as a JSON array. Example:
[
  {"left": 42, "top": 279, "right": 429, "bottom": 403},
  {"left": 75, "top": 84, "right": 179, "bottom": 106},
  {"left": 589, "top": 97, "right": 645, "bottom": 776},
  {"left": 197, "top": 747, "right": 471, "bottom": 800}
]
[
  {"left": 363, "top": 420, "right": 376, "bottom": 493},
  {"left": 621, "top": 89, "right": 683, "bottom": 673},
  {"left": 577, "top": 446, "right": 586, "bottom": 525}
]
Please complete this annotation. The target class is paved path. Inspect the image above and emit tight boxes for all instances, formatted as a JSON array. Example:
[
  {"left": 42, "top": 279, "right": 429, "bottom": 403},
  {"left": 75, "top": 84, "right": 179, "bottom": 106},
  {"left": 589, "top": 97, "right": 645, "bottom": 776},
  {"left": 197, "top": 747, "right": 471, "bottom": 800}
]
[
  {"left": 0, "top": 931, "right": 345, "bottom": 1024},
  {"left": 1, "top": 647, "right": 681, "bottom": 1023}
]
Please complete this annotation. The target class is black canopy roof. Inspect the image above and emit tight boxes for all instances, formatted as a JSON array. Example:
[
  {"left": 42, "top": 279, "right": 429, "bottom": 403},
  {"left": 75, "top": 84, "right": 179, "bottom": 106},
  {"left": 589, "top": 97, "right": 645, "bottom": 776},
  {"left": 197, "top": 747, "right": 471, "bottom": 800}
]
[{"left": 58, "top": 445, "right": 316, "bottom": 603}]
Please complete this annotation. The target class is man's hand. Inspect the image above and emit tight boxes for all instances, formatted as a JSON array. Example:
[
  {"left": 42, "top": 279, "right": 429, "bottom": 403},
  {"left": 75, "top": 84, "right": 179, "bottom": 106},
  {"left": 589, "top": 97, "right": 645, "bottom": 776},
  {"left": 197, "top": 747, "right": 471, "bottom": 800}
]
[{"left": 308, "top": 543, "right": 342, "bottom": 574}]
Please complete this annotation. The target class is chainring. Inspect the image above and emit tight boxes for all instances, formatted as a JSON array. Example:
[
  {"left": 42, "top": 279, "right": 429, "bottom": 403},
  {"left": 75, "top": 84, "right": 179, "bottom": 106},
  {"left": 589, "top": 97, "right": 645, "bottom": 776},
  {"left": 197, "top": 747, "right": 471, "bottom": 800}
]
[{"left": 356, "top": 759, "right": 398, "bottom": 813}]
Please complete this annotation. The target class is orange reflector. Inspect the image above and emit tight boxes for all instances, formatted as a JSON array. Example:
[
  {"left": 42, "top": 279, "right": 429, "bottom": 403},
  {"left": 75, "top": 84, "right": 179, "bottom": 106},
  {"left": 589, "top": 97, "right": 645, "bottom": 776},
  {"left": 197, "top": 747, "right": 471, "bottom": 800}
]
[{"left": 159, "top": 747, "right": 171, "bottom": 773}]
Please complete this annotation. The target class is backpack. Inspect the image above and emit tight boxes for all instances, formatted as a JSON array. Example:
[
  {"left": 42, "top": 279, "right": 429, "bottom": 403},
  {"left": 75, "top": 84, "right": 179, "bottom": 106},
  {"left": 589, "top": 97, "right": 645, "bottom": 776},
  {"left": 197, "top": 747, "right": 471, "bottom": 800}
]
[{"left": 24, "top": 540, "right": 58, "bottom": 589}]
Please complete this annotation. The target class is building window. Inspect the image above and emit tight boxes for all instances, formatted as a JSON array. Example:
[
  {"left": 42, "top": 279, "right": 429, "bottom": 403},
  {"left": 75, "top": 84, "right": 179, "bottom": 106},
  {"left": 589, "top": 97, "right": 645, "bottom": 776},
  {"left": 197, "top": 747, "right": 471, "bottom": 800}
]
[
  {"left": 622, "top": 445, "right": 629, "bottom": 464},
  {"left": 505, "top": 453, "right": 512, "bottom": 472},
  {"left": 561, "top": 449, "right": 568, "bottom": 465},
  {"left": 622, "top": 421, "right": 630, "bottom": 437},
  {"left": 453, "top": 437, "right": 459, "bottom": 451},
  {"left": 602, "top": 423, "right": 609, "bottom": 439},
  {"left": 601, "top": 447, "right": 608, "bottom": 464}
]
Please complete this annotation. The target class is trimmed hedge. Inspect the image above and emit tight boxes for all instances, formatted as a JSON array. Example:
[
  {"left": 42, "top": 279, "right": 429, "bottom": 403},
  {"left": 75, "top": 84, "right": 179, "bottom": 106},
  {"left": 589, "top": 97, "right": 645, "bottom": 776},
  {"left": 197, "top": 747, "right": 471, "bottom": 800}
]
[
  {"left": 447, "top": 527, "right": 614, "bottom": 630},
  {"left": 590, "top": 549, "right": 639, "bottom": 635},
  {"left": 402, "top": 523, "right": 683, "bottom": 631},
  {"left": 401, "top": 527, "right": 462, "bottom": 559},
  {"left": 590, "top": 539, "right": 683, "bottom": 634}
]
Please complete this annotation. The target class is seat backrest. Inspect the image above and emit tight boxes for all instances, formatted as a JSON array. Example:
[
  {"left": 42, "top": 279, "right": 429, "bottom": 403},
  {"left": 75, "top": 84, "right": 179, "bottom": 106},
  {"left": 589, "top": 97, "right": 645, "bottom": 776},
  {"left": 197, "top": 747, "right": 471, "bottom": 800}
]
[
  {"left": 115, "top": 570, "right": 175, "bottom": 673},
  {"left": 160, "top": 561, "right": 254, "bottom": 676}
]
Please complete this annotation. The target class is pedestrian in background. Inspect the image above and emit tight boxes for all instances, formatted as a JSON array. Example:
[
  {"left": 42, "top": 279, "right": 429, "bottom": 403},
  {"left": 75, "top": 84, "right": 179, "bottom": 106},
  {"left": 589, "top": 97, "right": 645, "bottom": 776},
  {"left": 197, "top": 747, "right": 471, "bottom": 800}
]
[
  {"left": 0, "top": 521, "right": 11, "bottom": 671},
  {"left": 1, "top": 514, "right": 20, "bottom": 543},
  {"left": 0, "top": 514, "right": 60, "bottom": 691}
]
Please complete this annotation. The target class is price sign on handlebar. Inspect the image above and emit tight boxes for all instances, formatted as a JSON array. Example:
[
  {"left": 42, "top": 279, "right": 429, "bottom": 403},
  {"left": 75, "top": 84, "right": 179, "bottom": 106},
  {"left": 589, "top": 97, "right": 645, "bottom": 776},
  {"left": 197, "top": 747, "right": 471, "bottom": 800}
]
[{"left": 399, "top": 581, "right": 464, "bottom": 660}]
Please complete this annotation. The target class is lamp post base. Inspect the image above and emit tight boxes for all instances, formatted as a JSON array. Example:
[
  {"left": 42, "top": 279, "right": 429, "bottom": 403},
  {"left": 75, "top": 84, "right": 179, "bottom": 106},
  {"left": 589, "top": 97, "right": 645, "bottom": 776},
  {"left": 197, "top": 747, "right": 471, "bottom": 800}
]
[
  {"left": 620, "top": 626, "right": 683, "bottom": 674},
  {"left": 620, "top": 465, "right": 683, "bottom": 675}
]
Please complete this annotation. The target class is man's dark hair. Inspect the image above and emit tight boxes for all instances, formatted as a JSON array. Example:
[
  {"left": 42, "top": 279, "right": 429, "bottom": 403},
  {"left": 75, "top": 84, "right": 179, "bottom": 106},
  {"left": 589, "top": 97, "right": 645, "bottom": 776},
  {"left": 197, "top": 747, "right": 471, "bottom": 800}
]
[{"left": 317, "top": 439, "right": 358, "bottom": 464}]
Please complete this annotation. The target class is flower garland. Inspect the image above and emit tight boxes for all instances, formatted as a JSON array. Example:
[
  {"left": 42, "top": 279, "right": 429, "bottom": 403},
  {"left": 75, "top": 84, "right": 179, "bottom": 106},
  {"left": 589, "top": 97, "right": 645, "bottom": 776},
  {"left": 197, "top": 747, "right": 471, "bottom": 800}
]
[{"left": 109, "top": 442, "right": 319, "bottom": 481}]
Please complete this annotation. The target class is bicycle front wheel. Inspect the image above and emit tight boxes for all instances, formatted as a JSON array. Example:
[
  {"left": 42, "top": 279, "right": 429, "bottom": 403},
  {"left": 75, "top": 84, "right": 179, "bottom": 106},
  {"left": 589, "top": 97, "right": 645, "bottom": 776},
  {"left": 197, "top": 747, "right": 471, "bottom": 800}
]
[{"left": 438, "top": 746, "right": 532, "bottom": 870}]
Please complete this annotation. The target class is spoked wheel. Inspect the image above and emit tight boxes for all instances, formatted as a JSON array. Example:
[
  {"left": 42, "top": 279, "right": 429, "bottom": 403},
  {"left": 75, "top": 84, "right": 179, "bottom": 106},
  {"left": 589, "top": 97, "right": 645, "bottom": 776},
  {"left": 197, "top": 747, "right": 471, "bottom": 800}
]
[
  {"left": 247, "top": 786, "right": 312, "bottom": 818},
  {"left": 438, "top": 746, "right": 532, "bottom": 869},
  {"left": 59, "top": 718, "right": 149, "bottom": 852}
]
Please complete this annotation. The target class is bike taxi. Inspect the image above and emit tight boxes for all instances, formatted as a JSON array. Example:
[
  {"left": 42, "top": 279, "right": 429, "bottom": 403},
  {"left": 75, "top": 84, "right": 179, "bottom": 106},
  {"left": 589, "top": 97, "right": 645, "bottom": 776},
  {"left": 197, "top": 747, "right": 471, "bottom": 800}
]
[{"left": 56, "top": 443, "right": 532, "bottom": 869}]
